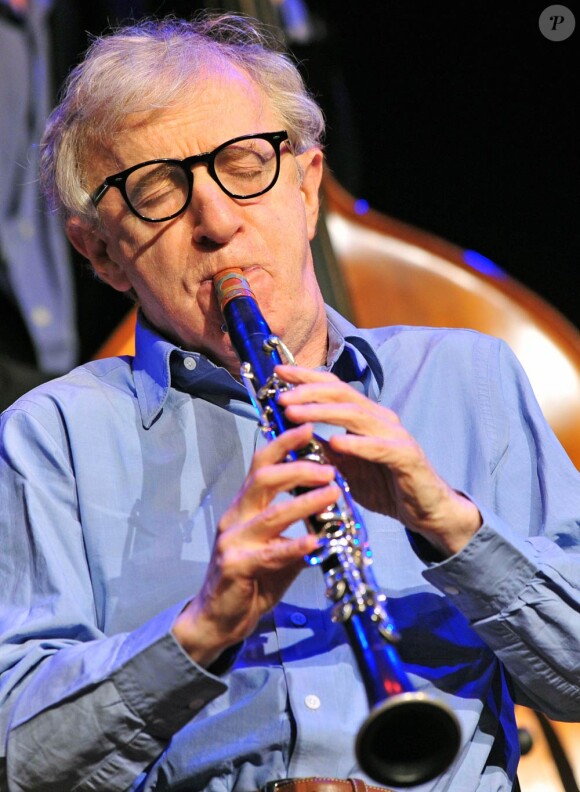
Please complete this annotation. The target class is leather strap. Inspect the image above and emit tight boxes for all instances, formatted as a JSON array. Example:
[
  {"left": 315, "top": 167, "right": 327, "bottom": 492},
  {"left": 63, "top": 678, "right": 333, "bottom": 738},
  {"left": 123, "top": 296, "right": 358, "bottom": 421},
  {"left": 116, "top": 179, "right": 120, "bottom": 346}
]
[{"left": 261, "top": 778, "right": 394, "bottom": 792}]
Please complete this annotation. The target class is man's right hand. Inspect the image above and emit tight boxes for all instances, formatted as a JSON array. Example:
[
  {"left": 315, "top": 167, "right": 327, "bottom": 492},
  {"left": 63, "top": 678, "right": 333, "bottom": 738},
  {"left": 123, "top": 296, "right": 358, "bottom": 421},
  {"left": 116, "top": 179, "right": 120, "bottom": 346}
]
[{"left": 172, "top": 422, "right": 339, "bottom": 666}]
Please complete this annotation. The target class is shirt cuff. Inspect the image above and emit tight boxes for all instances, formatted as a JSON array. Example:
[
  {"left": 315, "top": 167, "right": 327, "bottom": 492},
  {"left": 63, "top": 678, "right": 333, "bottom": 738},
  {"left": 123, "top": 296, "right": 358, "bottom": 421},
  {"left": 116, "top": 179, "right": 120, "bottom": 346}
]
[
  {"left": 419, "top": 504, "right": 538, "bottom": 622},
  {"left": 113, "top": 600, "right": 228, "bottom": 739}
]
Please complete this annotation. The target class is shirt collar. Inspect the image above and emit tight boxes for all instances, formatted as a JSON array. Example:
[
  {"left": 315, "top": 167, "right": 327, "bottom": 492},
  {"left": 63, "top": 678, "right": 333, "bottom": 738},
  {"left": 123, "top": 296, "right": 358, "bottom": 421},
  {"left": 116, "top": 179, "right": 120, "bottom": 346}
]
[
  {"left": 324, "top": 305, "right": 384, "bottom": 398},
  {"left": 132, "top": 306, "right": 385, "bottom": 429}
]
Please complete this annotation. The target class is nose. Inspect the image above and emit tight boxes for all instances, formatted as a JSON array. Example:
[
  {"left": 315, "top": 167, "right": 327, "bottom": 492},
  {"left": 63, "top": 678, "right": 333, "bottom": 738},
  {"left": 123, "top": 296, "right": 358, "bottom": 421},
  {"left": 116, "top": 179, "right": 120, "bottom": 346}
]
[{"left": 188, "top": 167, "right": 243, "bottom": 247}]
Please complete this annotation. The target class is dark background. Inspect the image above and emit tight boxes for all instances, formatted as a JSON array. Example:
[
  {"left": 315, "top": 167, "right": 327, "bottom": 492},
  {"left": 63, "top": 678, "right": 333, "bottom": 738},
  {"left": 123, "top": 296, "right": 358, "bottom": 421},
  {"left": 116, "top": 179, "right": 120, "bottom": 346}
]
[{"left": 298, "top": 2, "right": 579, "bottom": 329}]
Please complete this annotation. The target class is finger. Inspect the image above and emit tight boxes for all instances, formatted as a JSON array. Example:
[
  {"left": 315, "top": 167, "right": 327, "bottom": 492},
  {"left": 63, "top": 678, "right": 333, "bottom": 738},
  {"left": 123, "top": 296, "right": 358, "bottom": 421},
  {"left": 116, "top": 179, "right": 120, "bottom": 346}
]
[
  {"left": 247, "top": 481, "right": 341, "bottom": 537},
  {"left": 328, "top": 429, "right": 417, "bottom": 466},
  {"left": 251, "top": 534, "right": 320, "bottom": 568},
  {"left": 216, "top": 533, "right": 319, "bottom": 583},
  {"left": 277, "top": 367, "right": 365, "bottom": 404},
  {"left": 280, "top": 381, "right": 370, "bottom": 406},
  {"left": 282, "top": 401, "right": 398, "bottom": 439},
  {"left": 224, "top": 482, "right": 341, "bottom": 551},
  {"left": 250, "top": 422, "right": 316, "bottom": 469},
  {"left": 276, "top": 367, "right": 398, "bottom": 420},
  {"left": 248, "top": 459, "right": 337, "bottom": 502},
  {"left": 275, "top": 364, "right": 337, "bottom": 385},
  {"left": 221, "top": 458, "right": 337, "bottom": 528}
]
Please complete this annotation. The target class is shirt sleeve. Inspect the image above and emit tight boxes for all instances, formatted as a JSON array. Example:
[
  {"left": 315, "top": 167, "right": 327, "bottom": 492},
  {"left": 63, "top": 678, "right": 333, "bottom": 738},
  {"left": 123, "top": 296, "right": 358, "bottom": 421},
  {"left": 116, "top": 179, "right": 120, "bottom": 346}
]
[
  {"left": 0, "top": 403, "right": 227, "bottom": 792},
  {"left": 422, "top": 337, "right": 580, "bottom": 720}
]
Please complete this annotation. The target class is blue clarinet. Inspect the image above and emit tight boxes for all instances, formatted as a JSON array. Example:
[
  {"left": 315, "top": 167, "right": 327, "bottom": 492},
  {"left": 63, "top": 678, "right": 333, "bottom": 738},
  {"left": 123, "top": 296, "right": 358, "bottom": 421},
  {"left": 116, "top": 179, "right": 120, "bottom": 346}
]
[{"left": 214, "top": 268, "right": 461, "bottom": 788}]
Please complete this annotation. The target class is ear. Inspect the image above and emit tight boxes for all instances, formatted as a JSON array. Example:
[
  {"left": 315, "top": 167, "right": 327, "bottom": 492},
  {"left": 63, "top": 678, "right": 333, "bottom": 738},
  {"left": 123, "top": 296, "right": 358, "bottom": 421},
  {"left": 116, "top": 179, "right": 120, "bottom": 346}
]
[
  {"left": 66, "top": 217, "right": 132, "bottom": 293},
  {"left": 297, "top": 147, "right": 324, "bottom": 241}
]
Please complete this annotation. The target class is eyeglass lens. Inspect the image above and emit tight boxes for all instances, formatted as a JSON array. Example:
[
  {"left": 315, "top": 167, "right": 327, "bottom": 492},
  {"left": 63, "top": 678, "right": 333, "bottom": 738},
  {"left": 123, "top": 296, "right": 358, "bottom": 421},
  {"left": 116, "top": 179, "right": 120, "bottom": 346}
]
[{"left": 124, "top": 136, "right": 279, "bottom": 220}]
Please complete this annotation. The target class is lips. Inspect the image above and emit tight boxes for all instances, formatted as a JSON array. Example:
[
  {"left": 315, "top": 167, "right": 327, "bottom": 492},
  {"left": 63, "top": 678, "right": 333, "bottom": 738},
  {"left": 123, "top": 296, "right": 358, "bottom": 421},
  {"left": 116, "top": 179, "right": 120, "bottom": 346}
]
[{"left": 202, "top": 263, "right": 261, "bottom": 283}]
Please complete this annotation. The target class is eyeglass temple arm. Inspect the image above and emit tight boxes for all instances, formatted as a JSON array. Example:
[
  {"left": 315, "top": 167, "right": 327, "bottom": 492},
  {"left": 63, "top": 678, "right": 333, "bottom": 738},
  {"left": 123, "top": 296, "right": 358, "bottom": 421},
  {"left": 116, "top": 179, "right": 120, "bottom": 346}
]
[{"left": 91, "top": 182, "right": 110, "bottom": 207}]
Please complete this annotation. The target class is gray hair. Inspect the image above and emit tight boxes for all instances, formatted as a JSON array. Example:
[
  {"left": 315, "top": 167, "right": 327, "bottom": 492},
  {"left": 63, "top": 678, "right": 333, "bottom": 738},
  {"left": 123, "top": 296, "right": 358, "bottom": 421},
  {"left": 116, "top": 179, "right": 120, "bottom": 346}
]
[{"left": 40, "top": 13, "right": 326, "bottom": 223}]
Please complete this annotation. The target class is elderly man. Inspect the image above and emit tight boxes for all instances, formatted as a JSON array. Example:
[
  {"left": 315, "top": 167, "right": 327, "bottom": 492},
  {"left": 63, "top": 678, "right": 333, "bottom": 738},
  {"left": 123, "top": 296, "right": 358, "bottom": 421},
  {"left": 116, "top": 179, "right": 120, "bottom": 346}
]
[{"left": 0, "top": 14, "right": 579, "bottom": 792}]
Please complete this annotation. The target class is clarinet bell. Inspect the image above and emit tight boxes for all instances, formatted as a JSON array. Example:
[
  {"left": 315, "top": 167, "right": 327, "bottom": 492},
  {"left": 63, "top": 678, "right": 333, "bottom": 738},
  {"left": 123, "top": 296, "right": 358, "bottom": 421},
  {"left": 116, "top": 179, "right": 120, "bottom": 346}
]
[{"left": 356, "top": 690, "right": 462, "bottom": 788}]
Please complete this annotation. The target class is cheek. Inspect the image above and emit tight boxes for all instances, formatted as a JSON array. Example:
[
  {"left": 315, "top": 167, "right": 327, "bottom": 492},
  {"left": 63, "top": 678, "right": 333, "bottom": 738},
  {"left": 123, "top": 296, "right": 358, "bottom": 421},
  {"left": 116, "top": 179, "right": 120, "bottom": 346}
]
[
  {"left": 111, "top": 208, "right": 187, "bottom": 257},
  {"left": 111, "top": 224, "right": 190, "bottom": 288},
  {"left": 264, "top": 190, "right": 310, "bottom": 255}
]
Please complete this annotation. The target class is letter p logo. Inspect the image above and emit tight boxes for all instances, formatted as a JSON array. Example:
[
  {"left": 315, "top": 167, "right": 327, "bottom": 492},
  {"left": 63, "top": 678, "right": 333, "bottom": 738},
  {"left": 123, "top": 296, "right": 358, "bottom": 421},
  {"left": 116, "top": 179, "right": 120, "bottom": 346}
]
[{"left": 539, "top": 5, "right": 576, "bottom": 40}]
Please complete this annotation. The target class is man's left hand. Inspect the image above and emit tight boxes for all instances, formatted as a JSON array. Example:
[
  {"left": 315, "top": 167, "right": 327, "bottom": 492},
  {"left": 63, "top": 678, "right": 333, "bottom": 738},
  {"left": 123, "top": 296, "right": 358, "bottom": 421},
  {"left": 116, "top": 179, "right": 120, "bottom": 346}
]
[{"left": 276, "top": 365, "right": 482, "bottom": 557}]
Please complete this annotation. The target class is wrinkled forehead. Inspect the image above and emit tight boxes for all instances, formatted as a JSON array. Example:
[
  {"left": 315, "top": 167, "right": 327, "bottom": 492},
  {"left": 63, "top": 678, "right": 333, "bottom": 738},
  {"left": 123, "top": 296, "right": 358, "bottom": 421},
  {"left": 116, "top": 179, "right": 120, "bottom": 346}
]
[{"left": 83, "top": 63, "right": 275, "bottom": 178}]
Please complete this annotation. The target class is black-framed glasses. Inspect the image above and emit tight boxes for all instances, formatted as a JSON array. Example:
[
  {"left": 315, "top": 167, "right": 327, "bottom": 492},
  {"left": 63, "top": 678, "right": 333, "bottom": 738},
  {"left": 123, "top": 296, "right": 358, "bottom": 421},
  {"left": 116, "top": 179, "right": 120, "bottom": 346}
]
[{"left": 90, "top": 131, "right": 290, "bottom": 223}]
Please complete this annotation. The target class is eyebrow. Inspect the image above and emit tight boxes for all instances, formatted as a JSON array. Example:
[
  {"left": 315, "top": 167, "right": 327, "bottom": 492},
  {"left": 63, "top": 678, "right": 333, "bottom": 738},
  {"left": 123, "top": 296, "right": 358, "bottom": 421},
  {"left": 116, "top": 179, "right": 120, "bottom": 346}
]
[{"left": 128, "top": 162, "right": 178, "bottom": 193}]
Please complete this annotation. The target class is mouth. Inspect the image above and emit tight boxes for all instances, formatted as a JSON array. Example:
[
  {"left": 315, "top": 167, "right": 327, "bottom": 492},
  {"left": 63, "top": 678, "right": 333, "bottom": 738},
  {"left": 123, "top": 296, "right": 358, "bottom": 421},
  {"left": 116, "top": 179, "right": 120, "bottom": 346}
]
[
  {"left": 201, "top": 263, "right": 262, "bottom": 292},
  {"left": 209, "top": 265, "right": 264, "bottom": 293},
  {"left": 212, "top": 267, "right": 261, "bottom": 316},
  {"left": 209, "top": 263, "right": 260, "bottom": 278},
  {"left": 201, "top": 266, "right": 263, "bottom": 329}
]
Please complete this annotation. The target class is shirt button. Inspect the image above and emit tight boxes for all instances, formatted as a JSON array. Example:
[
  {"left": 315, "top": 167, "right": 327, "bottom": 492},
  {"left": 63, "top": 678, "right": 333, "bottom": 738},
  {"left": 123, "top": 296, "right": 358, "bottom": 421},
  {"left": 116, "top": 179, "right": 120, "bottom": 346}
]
[
  {"left": 19, "top": 219, "right": 35, "bottom": 239},
  {"left": 183, "top": 356, "right": 197, "bottom": 371},
  {"left": 305, "top": 694, "right": 321, "bottom": 710},
  {"left": 443, "top": 585, "right": 460, "bottom": 596},
  {"left": 31, "top": 306, "right": 53, "bottom": 327},
  {"left": 290, "top": 611, "right": 307, "bottom": 626}
]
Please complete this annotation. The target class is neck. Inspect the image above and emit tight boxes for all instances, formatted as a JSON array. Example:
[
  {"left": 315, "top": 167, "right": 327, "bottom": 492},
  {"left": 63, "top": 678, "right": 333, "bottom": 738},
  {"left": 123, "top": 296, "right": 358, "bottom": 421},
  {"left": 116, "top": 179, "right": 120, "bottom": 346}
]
[{"left": 220, "top": 292, "right": 329, "bottom": 378}]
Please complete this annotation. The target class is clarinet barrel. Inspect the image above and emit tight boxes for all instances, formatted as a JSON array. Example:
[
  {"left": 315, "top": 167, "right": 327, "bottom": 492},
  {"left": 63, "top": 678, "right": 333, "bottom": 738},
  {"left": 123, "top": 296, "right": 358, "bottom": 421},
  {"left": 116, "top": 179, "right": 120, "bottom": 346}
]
[{"left": 213, "top": 268, "right": 461, "bottom": 788}]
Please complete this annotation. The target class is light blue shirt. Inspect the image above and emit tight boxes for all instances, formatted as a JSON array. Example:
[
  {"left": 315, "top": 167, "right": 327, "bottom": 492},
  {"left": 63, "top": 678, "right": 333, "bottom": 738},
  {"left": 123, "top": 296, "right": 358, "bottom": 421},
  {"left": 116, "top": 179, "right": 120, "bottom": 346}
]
[{"left": 1, "top": 307, "right": 579, "bottom": 792}]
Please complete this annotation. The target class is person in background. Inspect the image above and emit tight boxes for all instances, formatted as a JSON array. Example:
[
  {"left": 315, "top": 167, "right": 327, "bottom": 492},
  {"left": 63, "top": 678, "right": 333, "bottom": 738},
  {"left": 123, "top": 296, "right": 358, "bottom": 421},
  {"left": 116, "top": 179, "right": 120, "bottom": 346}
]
[
  {"left": 0, "top": 13, "right": 579, "bottom": 792},
  {"left": 0, "top": 0, "right": 144, "bottom": 411},
  {"left": 0, "top": 0, "right": 77, "bottom": 408}
]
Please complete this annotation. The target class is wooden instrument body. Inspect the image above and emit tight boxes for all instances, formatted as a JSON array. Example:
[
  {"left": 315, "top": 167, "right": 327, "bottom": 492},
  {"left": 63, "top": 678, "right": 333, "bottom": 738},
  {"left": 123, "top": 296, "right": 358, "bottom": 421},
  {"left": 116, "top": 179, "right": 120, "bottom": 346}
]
[{"left": 322, "top": 175, "right": 580, "bottom": 468}]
